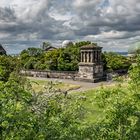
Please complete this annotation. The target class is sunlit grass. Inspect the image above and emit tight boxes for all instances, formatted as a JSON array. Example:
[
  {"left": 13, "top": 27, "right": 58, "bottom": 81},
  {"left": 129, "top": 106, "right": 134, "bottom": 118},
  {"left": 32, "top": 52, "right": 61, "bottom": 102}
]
[
  {"left": 27, "top": 77, "right": 81, "bottom": 92},
  {"left": 73, "top": 81, "right": 129, "bottom": 123},
  {"left": 28, "top": 77, "right": 128, "bottom": 123}
]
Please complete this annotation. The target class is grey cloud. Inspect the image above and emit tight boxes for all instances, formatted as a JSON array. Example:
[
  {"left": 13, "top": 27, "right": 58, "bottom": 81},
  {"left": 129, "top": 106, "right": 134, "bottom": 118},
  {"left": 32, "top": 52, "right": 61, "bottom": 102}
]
[
  {"left": 0, "top": 0, "right": 140, "bottom": 54},
  {"left": 0, "top": 7, "right": 16, "bottom": 21}
]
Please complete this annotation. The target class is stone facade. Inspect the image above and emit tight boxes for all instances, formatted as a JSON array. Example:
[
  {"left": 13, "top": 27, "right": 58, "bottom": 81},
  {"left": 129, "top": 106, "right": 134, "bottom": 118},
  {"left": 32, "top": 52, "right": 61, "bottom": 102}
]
[
  {"left": 77, "top": 44, "right": 104, "bottom": 82},
  {"left": 21, "top": 70, "right": 77, "bottom": 80},
  {"left": 21, "top": 44, "right": 105, "bottom": 83}
]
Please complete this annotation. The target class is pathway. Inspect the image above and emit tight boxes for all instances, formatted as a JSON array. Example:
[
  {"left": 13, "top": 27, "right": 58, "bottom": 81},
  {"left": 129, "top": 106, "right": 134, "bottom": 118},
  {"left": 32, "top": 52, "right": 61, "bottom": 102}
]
[{"left": 29, "top": 77, "right": 115, "bottom": 92}]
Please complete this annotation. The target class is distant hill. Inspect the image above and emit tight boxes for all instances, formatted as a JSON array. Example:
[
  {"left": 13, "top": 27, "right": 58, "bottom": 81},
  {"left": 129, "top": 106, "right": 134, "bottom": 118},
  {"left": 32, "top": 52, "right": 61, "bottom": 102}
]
[{"left": 116, "top": 52, "right": 128, "bottom": 56}]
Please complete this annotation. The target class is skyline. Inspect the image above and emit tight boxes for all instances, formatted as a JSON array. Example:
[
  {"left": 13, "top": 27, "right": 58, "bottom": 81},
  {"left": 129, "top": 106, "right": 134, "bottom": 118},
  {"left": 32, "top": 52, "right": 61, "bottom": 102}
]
[{"left": 0, "top": 0, "right": 140, "bottom": 54}]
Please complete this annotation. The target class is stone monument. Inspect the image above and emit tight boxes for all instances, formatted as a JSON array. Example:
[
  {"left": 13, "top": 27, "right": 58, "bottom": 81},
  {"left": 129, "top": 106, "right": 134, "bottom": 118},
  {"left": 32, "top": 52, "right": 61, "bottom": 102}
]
[{"left": 78, "top": 44, "right": 104, "bottom": 82}]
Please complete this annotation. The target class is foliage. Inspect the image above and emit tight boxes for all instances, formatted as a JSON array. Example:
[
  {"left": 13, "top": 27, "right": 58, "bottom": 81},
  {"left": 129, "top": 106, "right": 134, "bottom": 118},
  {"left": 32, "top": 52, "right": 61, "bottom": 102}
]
[
  {"left": 128, "top": 42, "right": 140, "bottom": 54},
  {"left": 103, "top": 52, "right": 131, "bottom": 71},
  {"left": 88, "top": 55, "right": 140, "bottom": 139},
  {"left": 45, "top": 49, "right": 62, "bottom": 70},
  {"left": 1, "top": 53, "right": 140, "bottom": 139},
  {"left": 0, "top": 55, "right": 20, "bottom": 82},
  {"left": 19, "top": 42, "right": 132, "bottom": 72},
  {"left": 44, "top": 41, "right": 91, "bottom": 71},
  {"left": 20, "top": 41, "right": 91, "bottom": 71},
  {"left": 20, "top": 48, "right": 46, "bottom": 70},
  {"left": 0, "top": 72, "right": 91, "bottom": 139}
]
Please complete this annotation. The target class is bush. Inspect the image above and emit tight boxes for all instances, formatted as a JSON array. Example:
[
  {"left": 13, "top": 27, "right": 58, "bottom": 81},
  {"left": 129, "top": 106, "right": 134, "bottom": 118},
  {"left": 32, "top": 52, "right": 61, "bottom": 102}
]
[
  {"left": 103, "top": 52, "right": 131, "bottom": 71},
  {"left": 0, "top": 73, "right": 91, "bottom": 139},
  {"left": 0, "top": 56, "right": 20, "bottom": 82},
  {"left": 89, "top": 55, "right": 140, "bottom": 139}
]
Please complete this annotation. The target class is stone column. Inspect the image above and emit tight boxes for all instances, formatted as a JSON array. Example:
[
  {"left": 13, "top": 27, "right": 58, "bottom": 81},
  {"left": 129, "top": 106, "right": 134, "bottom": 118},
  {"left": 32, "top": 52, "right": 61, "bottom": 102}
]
[
  {"left": 83, "top": 52, "right": 85, "bottom": 62},
  {"left": 100, "top": 51, "right": 102, "bottom": 62},
  {"left": 93, "top": 51, "right": 95, "bottom": 63},
  {"left": 87, "top": 51, "right": 89, "bottom": 62},
  {"left": 97, "top": 51, "right": 99, "bottom": 62},
  {"left": 81, "top": 52, "right": 82, "bottom": 62},
  {"left": 96, "top": 51, "right": 98, "bottom": 62},
  {"left": 82, "top": 52, "right": 84, "bottom": 62},
  {"left": 98, "top": 51, "right": 101, "bottom": 62},
  {"left": 81, "top": 52, "right": 84, "bottom": 62},
  {"left": 85, "top": 52, "right": 87, "bottom": 62},
  {"left": 89, "top": 52, "right": 91, "bottom": 63},
  {"left": 95, "top": 51, "right": 97, "bottom": 62},
  {"left": 90, "top": 51, "right": 93, "bottom": 63}
]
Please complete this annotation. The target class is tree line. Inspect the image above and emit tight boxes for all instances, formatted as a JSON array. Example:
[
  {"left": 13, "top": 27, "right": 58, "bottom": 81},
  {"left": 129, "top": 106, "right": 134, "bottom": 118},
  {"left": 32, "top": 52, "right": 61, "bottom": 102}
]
[
  {"left": 19, "top": 41, "right": 132, "bottom": 72},
  {"left": 0, "top": 49, "right": 140, "bottom": 139}
]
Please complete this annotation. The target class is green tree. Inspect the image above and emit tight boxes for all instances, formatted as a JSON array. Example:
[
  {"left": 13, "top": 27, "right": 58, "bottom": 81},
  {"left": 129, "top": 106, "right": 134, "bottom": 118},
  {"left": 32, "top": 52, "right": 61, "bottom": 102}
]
[
  {"left": 103, "top": 52, "right": 131, "bottom": 71},
  {"left": 0, "top": 72, "right": 90, "bottom": 140},
  {"left": 89, "top": 55, "right": 140, "bottom": 139},
  {"left": 20, "top": 48, "right": 45, "bottom": 70},
  {"left": 45, "top": 49, "right": 62, "bottom": 70},
  {"left": 58, "top": 44, "right": 80, "bottom": 71},
  {"left": 0, "top": 56, "right": 20, "bottom": 82}
]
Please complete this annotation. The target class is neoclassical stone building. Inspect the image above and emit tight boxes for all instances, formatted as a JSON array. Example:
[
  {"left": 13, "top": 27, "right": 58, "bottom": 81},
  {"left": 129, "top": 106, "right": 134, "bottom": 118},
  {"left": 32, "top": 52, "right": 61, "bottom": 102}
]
[
  {"left": 22, "top": 43, "right": 105, "bottom": 83},
  {"left": 78, "top": 44, "right": 104, "bottom": 82}
]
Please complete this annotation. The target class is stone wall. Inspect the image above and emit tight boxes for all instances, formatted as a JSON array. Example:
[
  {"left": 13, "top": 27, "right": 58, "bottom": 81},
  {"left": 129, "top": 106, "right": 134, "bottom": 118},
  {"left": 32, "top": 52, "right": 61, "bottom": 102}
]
[
  {"left": 78, "top": 63, "right": 104, "bottom": 82},
  {"left": 21, "top": 70, "right": 77, "bottom": 80}
]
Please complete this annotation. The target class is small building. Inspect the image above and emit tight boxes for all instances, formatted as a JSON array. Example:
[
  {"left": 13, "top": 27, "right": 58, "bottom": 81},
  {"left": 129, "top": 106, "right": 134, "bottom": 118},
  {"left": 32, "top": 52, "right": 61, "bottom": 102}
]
[
  {"left": 0, "top": 44, "right": 6, "bottom": 55},
  {"left": 62, "top": 40, "right": 73, "bottom": 48},
  {"left": 77, "top": 44, "right": 104, "bottom": 82},
  {"left": 43, "top": 46, "right": 57, "bottom": 52}
]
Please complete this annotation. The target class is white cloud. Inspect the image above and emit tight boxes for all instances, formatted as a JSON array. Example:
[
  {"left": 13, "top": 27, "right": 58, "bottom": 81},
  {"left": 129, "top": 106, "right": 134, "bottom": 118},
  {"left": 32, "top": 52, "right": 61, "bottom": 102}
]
[{"left": 0, "top": 0, "right": 140, "bottom": 53}]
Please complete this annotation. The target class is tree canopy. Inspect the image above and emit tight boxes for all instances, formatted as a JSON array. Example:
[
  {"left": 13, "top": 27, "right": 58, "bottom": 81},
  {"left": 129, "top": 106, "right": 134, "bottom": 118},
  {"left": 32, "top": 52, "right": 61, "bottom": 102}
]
[
  {"left": 0, "top": 48, "right": 140, "bottom": 139},
  {"left": 19, "top": 41, "right": 131, "bottom": 72}
]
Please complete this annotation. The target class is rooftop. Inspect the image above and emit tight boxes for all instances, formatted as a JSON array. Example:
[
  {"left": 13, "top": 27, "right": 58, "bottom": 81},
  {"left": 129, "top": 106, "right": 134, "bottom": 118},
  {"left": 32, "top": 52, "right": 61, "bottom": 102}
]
[
  {"left": 0, "top": 44, "right": 6, "bottom": 54},
  {"left": 81, "top": 44, "right": 102, "bottom": 49}
]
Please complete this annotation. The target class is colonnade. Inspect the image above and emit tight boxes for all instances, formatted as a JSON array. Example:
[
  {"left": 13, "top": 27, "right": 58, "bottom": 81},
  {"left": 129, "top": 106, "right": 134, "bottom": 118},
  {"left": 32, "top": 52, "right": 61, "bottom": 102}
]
[{"left": 81, "top": 50, "right": 101, "bottom": 63}]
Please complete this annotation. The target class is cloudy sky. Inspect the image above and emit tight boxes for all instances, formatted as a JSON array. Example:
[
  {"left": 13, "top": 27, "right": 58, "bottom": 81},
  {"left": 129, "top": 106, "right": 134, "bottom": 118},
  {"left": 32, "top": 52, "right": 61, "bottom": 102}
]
[{"left": 0, "top": 0, "right": 140, "bottom": 54}]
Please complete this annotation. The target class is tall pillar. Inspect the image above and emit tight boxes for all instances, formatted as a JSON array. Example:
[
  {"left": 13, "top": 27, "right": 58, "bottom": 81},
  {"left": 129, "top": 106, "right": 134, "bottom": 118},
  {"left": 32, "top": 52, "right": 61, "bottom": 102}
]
[
  {"left": 98, "top": 51, "right": 100, "bottom": 62},
  {"left": 87, "top": 52, "right": 89, "bottom": 62},
  {"left": 96, "top": 51, "right": 98, "bottom": 62},
  {"left": 93, "top": 51, "right": 95, "bottom": 62},
  {"left": 90, "top": 52, "right": 92, "bottom": 62},
  {"left": 97, "top": 51, "right": 99, "bottom": 62},
  {"left": 83, "top": 52, "right": 85, "bottom": 62},
  {"left": 81, "top": 52, "right": 83, "bottom": 62},
  {"left": 95, "top": 51, "right": 97, "bottom": 62},
  {"left": 85, "top": 52, "right": 87, "bottom": 62},
  {"left": 81, "top": 52, "right": 82, "bottom": 62},
  {"left": 82, "top": 52, "right": 84, "bottom": 62},
  {"left": 100, "top": 51, "right": 102, "bottom": 62},
  {"left": 89, "top": 52, "right": 91, "bottom": 62},
  {"left": 78, "top": 44, "right": 104, "bottom": 82}
]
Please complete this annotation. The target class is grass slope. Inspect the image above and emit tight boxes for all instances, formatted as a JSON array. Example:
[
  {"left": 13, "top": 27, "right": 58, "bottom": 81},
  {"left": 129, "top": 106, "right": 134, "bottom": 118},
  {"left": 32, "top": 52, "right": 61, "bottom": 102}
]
[{"left": 28, "top": 77, "right": 81, "bottom": 92}]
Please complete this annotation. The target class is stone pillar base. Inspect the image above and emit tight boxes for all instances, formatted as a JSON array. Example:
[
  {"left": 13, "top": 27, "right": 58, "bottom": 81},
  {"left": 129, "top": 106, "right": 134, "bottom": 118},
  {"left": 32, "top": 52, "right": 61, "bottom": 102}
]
[{"left": 75, "top": 77, "right": 106, "bottom": 83}]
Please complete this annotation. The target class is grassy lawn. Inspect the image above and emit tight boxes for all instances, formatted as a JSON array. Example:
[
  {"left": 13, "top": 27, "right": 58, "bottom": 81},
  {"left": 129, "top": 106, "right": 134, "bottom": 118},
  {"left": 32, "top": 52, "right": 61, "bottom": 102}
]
[
  {"left": 27, "top": 77, "right": 105, "bottom": 122},
  {"left": 73, "top": 88, "right": 104, "bottom": 123},
  {"left": 28, "top": 77, "right": 81, "bottom": 92},
  {"left": 28, "top": 77, "right": 128, "bottom": 123},
  {"left": 73, "top": 82, "right": 128, "bottom": 123}
]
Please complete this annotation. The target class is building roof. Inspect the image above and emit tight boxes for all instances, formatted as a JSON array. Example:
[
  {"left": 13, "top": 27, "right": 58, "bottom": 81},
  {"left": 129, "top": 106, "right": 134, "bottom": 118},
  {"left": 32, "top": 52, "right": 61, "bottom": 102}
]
[
  {"left": 62, "top": 40, "right": 73, "bottom": 47},
  {"left": 0, "top": 44, "right": 6, "bottom": 54},
  {"left": 44, "top": 46, "right": 57, "bottom": 51},
  {"left": 81, "top": 44, "right": 102, "bottom": 49}
]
